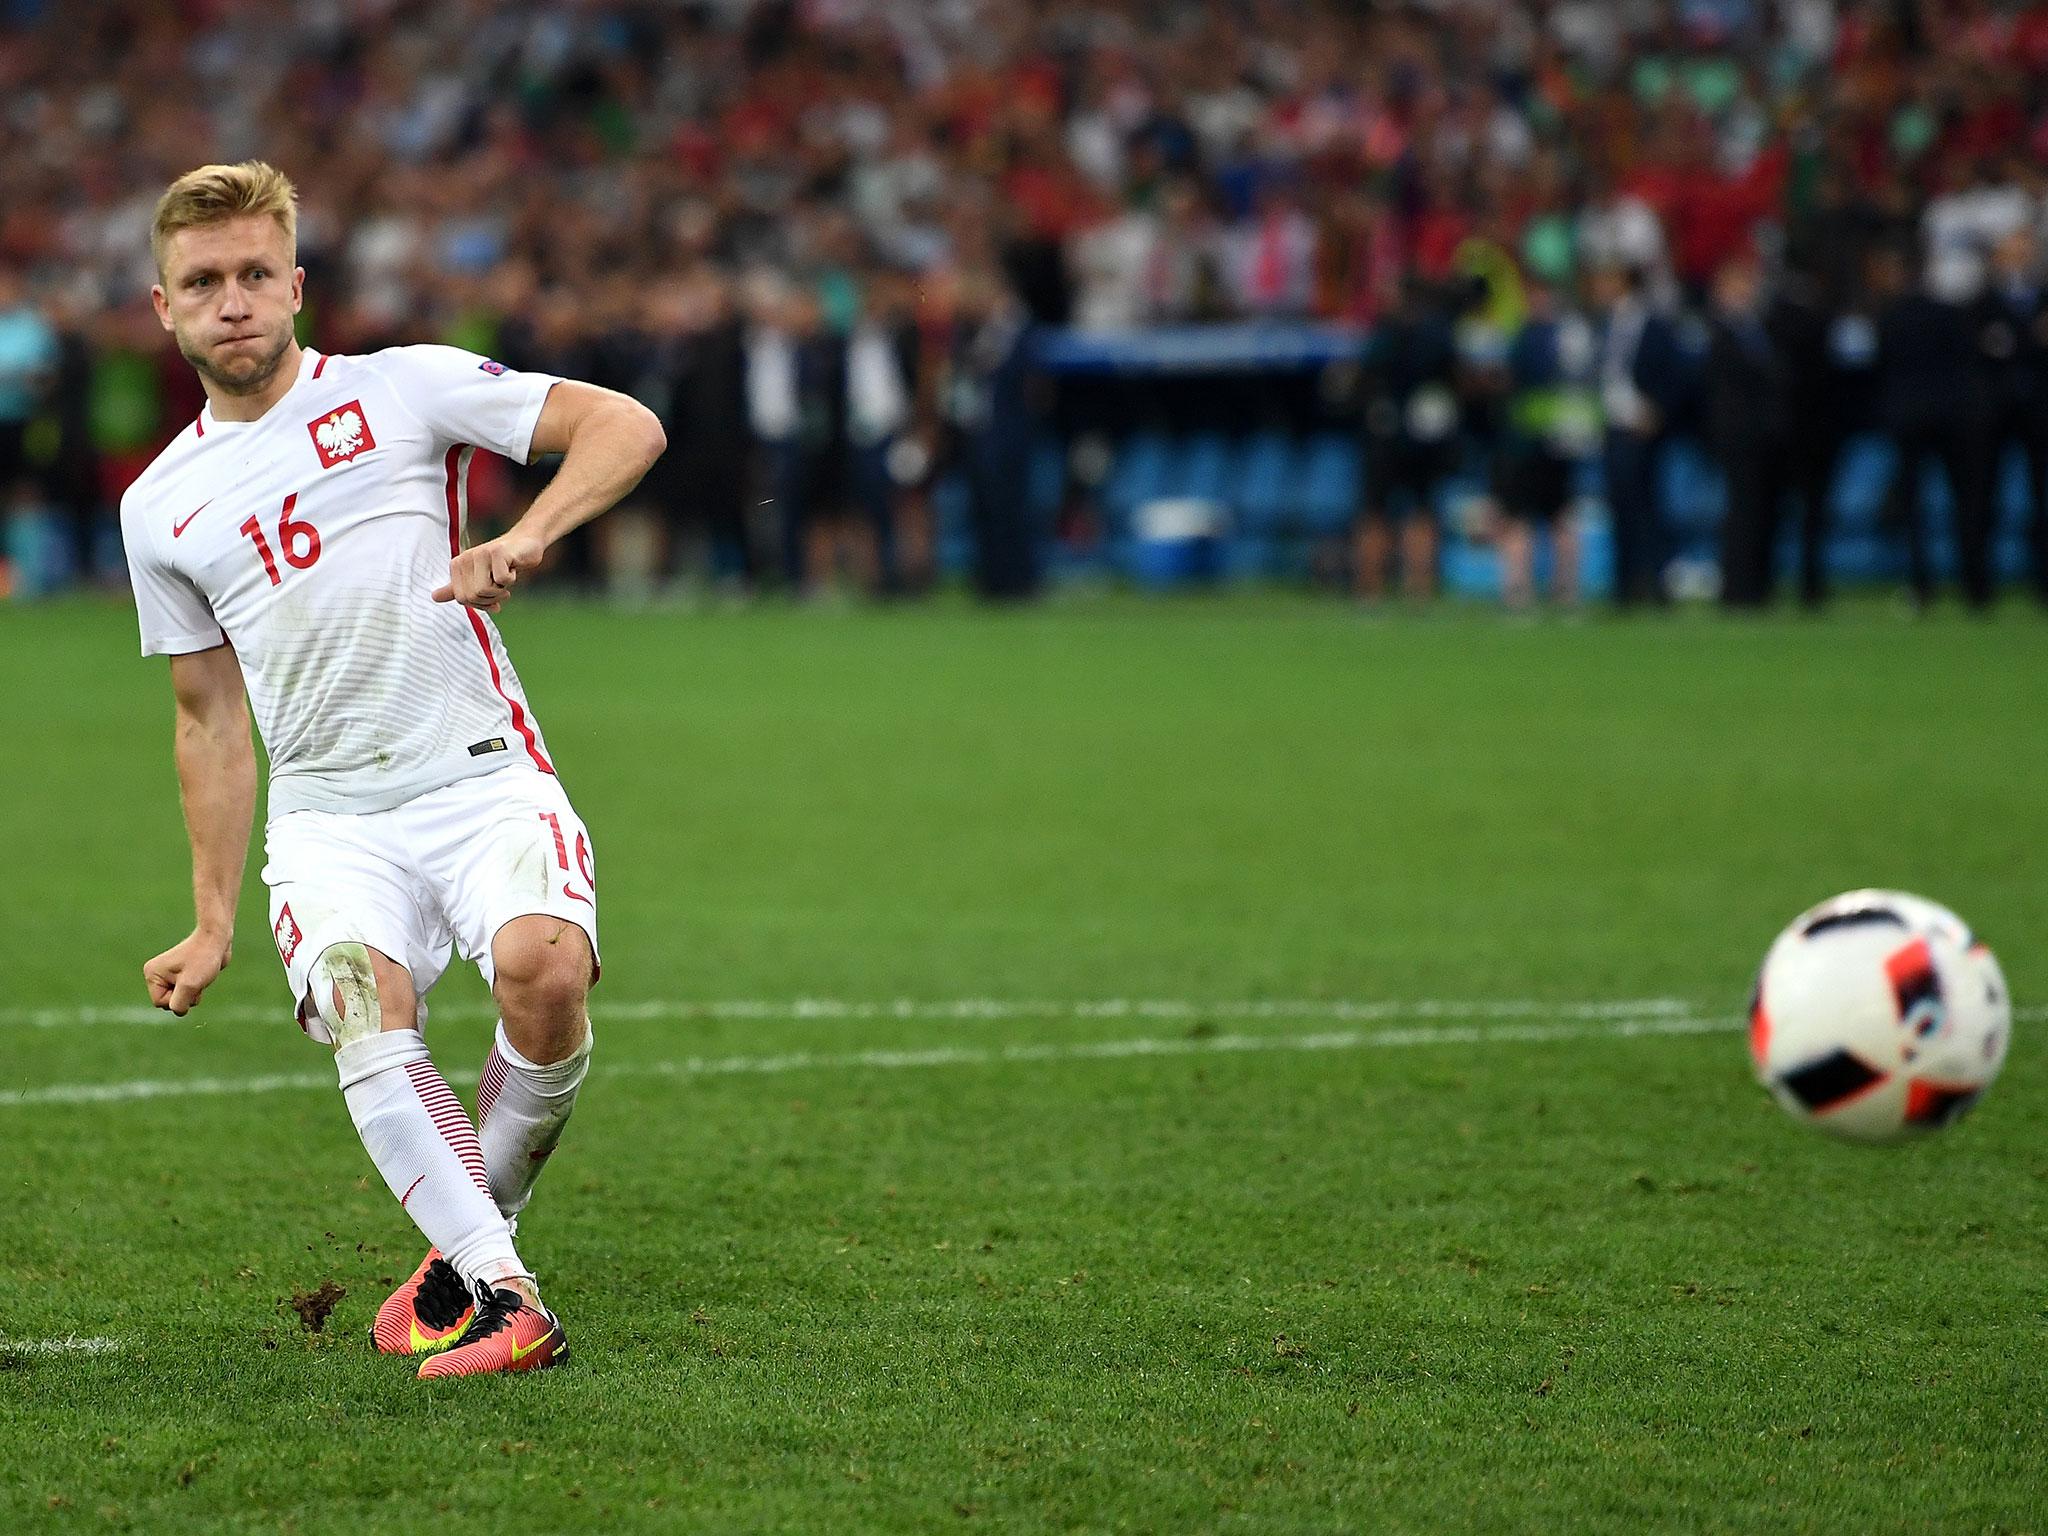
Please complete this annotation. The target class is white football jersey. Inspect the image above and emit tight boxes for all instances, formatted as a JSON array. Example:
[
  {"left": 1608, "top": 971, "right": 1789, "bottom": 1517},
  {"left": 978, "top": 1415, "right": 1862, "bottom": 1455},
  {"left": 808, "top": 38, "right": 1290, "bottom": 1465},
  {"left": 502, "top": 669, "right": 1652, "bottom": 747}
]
[{"left": 121, "top": 345, "right": 565, "bottom": 819}]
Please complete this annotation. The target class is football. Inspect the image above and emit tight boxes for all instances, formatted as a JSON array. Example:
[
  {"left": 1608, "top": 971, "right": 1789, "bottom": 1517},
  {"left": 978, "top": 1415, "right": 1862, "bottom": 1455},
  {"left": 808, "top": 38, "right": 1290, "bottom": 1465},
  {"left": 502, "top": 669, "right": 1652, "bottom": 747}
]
[{"left": 1750, "top": 890, "right": 2011, "bottom": 1143}]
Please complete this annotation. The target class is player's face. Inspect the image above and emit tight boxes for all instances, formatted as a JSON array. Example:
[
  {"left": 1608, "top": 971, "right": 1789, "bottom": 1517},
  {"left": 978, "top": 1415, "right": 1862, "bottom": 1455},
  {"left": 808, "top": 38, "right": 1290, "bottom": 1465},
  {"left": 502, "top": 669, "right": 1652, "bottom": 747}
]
[{"left": 152, "top": 216, "right": 304, "bottom": 395}]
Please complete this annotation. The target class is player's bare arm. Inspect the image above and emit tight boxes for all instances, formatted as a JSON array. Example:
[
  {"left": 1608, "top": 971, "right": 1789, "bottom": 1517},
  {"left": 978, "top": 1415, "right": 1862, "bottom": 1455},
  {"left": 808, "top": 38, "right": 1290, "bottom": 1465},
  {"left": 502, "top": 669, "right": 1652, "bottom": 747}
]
[
  {"left": 433, "top": 381, "right": 665, "bottom": 611},
  {"left": 143, "top": 642, "right": 256, "bottom": 1016}
]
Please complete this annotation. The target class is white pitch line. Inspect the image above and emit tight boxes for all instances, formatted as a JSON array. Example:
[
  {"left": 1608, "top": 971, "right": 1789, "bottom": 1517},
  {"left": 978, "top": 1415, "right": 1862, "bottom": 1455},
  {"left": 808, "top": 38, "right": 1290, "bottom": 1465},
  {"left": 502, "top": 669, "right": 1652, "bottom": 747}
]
[
  {"left": 0, "top": 1069, "right": 390, "bottom": 1108},
  {"left": 0, "top": 995, "right": 1713, "bottom": 1030},
  {"left": 0, "top": 1014, "right": 1737, "bottom": 1110},
  {"left": 0, "top": 1336, "right": 124, "bottom": 1357},
  {"left": 616, "top": 1015, "right": 1741, "bottom": 1082}
]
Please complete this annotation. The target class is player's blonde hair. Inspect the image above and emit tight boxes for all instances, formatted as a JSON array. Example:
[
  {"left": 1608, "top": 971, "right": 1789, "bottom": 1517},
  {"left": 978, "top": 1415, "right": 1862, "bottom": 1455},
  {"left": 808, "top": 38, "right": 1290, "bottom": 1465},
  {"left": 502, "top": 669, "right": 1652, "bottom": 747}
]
[{"left": 150, "top": 161, "right": 298, "bottom": 278}]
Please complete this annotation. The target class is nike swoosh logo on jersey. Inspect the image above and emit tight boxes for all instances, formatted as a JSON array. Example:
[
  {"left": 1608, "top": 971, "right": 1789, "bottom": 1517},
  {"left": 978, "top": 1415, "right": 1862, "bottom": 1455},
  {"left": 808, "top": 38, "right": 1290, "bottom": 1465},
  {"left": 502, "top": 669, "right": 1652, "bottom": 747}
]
[{"left": 171, "top": 500, "right": 214, "bottom": 537}]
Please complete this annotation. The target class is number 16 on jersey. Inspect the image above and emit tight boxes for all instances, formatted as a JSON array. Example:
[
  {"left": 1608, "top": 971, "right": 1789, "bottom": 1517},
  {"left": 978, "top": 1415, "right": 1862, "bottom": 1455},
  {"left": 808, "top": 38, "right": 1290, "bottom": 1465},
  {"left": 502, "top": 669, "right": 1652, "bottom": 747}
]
[{"left": 240, "top": 493, "right": 322, "bottom": 585}]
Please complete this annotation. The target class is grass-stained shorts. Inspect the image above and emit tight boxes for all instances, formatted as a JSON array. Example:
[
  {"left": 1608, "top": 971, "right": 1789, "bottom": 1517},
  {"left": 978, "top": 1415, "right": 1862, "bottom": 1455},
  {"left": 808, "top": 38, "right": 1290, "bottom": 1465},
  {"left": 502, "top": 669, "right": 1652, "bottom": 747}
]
[{"left": 262, "top": 767, "right": 599, "bottom": 1042}]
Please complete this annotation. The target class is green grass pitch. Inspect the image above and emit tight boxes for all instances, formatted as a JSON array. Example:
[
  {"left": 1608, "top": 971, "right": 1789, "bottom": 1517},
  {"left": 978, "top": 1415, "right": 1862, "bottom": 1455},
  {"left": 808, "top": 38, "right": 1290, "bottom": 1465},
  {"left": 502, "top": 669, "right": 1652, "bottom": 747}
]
[{"left": 2, "top": 592, "right": 2045, "bottom": 1534}]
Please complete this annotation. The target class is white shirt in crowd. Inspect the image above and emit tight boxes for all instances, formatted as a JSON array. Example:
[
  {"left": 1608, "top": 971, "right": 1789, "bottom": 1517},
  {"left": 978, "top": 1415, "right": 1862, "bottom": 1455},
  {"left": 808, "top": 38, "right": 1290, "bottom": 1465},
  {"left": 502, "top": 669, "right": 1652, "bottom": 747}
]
[
  {"left": 744, "top": 327, "right": 799, "bottom": 442},
  {"left": 846, "top": 323, "right": 910, "bottom": 445},
  {"left": 1923, "top": 183, "right": 2038, "bottom": 304}
]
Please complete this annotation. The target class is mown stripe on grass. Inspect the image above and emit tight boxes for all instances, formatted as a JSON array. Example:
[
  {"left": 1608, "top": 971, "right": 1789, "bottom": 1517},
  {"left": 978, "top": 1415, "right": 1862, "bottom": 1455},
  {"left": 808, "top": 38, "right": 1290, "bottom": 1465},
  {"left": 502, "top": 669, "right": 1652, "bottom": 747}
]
[{"left": 0, "top": 1014, "right": 1738, "bottom": 1109}]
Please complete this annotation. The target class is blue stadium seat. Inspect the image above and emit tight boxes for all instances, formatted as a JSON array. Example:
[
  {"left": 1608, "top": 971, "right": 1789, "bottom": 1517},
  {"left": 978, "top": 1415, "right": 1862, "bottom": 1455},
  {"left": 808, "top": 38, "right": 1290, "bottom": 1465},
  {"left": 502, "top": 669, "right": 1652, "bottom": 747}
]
[
  {"left": 1180, "top": 434, "right": 1234, "bottom": 509},
  {"left": 1298, "top": 435, "right": 1359, "bottom": 535},
  {"left": 1231, "top": 432, "right": 1294, "bottom": 536},
  {"left": 1102, "top": 433, "right": 1175, "bottom": 536}
]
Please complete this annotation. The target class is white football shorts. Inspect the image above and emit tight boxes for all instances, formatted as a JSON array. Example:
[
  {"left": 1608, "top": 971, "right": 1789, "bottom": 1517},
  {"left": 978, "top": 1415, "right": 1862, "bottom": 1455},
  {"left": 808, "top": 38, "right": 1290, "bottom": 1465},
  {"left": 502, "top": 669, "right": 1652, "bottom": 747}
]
[{"left": 262, "top": 767, "right": 599, "bottom": 1042}]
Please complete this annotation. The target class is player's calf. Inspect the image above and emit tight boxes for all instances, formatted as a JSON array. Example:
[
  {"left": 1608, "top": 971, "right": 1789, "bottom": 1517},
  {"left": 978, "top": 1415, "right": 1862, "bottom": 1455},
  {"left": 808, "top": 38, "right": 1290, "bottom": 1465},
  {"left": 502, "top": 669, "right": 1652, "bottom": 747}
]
[
  {"left": 480, "top": 916, "right": 596, "bottom": 1219},
  {"left": 304, "top": 941, "right": 535, "bottom": 1297}
]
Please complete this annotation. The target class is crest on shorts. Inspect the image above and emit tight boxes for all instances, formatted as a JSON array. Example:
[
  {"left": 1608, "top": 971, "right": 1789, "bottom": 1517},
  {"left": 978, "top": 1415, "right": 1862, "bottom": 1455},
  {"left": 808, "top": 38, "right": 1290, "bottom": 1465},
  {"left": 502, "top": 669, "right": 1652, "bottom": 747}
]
[
  {"left": 308, "top": 401, "right": 375, "bottom": 468},
  {"left": 274, "top": 903, "right": 303, "bottom": 966},
  {"left": 478, "top": 359, "right": 508, "bottom": 375}
]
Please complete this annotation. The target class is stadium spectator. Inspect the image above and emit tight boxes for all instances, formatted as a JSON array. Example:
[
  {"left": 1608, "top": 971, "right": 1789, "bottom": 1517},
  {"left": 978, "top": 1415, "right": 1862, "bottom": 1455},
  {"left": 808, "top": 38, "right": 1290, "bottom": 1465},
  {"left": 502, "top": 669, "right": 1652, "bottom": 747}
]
[
  {"left": 844, "top": 269, "right": 917, "bottom": 595},
  {"left": 1353, "top": 274, "right": 1459, "bottom": 603},
  {"left": 1497, "top": 273, "right": 1598, "bottom": 609},
  {"left": 1875, "top": 243, "right": 1992, "bottom": 609},
  {"left": 784, "top": 284, "right": 867, "bottom": 601},
  {"left": 1766, "top": 262, "right": 1846, "bottom": 612},
  {"left": 5, "top": 0, "right": 2048, "bottom": 604},
  {"left": 1704, "top": 252, "right": 1798, "bottom": 608},
  {"left": 1966, "top": 227, "right": 2048, "bottom": 604},
  {"left": 947, "top": 263, "right": 1039, "bottom": 601},
  {"left": 0, "top": 261, "right": 55, "bottom": 518},
  {"left": 742, "top": 271, "right": 809, "bottom": 593},
  {"left": 640, "top": 264, "right": 755, "bottom": 594},
  {"left": 1222, "top": 179, "right": 1319, "bottom": 320},
  {"left": 39, "top": 289, "right": 100, "bottom": 584},
  {"left": 1589, "top": 259, "right": 1684, "bottom": 607}
]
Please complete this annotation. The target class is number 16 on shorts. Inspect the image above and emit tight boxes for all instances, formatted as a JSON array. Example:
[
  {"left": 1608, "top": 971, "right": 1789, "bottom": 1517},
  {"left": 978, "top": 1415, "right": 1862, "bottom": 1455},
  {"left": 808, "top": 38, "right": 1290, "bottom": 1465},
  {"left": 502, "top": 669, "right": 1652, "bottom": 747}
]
[{"left": 540, "top": 810, "right": 594, "bottom": 909}]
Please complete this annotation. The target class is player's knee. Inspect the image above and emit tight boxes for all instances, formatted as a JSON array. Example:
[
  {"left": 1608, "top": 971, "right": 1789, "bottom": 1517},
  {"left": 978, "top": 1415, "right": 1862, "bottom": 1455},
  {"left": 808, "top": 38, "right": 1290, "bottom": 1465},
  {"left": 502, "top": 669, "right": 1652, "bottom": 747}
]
[
  {"left": 493, "top": 920, "right": 591, "bottom": 1021},
  {"left": 304, "top": 941, "right": 414, "bottom": 1049}
]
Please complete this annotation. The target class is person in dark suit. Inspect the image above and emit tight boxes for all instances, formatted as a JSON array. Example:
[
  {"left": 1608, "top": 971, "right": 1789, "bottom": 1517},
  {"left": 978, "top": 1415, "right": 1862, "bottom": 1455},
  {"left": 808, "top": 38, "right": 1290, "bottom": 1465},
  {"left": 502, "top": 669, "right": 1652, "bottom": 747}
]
[
  {"left": 643, "top": 265, "right": 754, "bottom": 591},
  {"left": 1967, "top": 226, "right": 2048, "bottom": 604},
  {"left": 1874, "top": 243, "right": 1990, "bottom": 608},
  {"left": 1770, "top": 267, "right": 1852, "bottom": 608},
  {"left": 1351, "top": 273, "right": 1460, "bottom": 601},
  {"left": 1781, "top": 159, "right": 1902, "bottom": 607},
  {"left": 842, "top": 270, "right": 919, "bottom": 597},
  {"left": 946, "top": 264, "right": 1040, "bottom": 601},
  {"left": 1704, "top": 253, "right": 1797, "bottom": 607},
  {"left": 1587, "top": 260, "right": 1685, "bottom": 607},
  {"left": 740, "top": 273, "right": 808, "bottom": 594},
  {"left": 794, "top": 303, "right": 854, "bottom": 599},
  {"left": 43, "top": 295, "right": 102, "bottom": 585},
  {"left": 496, "top": 286, "right": 606, "bottom": 591}
]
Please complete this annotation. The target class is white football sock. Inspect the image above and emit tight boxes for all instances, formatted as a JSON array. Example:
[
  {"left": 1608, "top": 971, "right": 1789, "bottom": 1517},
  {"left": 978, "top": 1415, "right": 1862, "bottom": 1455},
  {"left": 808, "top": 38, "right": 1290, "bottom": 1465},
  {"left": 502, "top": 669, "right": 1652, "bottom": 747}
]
[
  {"left": 477, "top": 1020, "right": 592, "bottom": 1221},
  {"left": 335, "top": 1029, "right": 530, "bottom": 1289}
]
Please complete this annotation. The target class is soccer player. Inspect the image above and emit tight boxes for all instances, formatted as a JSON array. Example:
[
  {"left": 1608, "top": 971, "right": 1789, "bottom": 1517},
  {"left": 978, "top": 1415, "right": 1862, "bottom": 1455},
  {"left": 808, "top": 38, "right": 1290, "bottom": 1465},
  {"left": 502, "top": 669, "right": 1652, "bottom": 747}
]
[{"left": 121, "top": 163, "right": 665, "bottom": 1378}]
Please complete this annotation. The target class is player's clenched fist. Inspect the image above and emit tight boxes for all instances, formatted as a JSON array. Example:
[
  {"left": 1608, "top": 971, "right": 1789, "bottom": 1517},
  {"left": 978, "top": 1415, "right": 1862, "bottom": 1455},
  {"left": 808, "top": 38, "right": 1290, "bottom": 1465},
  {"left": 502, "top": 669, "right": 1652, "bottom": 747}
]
[
  {"left": 144, "top": 930, "right": 233, "bottom": 1016},
  {"left": 434, "top": 529, "right": 545, "bottom": 612}
]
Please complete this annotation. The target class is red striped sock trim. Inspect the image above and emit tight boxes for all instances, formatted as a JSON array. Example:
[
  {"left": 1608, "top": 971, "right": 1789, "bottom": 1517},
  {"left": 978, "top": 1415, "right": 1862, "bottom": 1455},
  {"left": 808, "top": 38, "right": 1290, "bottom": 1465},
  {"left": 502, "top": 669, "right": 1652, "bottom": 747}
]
[
  {"left": 404, "top": 1060, "right": 492, "bottom": 1197},
  {"left": 478, "top": 1048, "right": 510, "bottom": 1125}
]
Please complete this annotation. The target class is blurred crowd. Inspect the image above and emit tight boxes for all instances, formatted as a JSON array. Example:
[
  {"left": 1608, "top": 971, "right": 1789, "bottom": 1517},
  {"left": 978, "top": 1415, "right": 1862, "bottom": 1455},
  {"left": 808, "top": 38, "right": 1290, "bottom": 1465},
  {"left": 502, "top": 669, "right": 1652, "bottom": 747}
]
[{"left": 4, "top": 0, "right": 2048, "bottom": 605}]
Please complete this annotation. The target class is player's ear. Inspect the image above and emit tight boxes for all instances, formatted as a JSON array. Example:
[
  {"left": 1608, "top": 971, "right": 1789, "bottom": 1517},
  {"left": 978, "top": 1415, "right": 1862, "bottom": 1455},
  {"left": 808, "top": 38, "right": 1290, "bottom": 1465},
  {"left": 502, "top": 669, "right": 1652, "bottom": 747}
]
[
  {"left": 291, "top": 266, "right": 305, "bottom": 314},
  {"left": 150, "top": 284, "right": 173, "bottom": 332}
]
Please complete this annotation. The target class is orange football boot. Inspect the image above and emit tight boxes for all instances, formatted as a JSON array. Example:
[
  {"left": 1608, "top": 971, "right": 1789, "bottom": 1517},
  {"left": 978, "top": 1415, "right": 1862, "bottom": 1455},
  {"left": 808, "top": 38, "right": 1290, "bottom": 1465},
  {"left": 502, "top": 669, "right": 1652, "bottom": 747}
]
[
  {"left": 372, "top": 1249, "right": 474, "bottom": 1356},
  {"left": 417, "top": 1282, "right": 569, "bottom": 1379}
]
